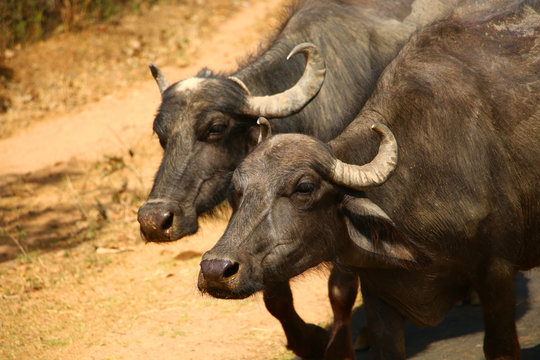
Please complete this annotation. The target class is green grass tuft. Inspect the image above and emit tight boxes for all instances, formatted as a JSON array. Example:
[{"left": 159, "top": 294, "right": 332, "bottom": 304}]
[{"left": 0, "top": 0, "right": 162, "bottom": 53}]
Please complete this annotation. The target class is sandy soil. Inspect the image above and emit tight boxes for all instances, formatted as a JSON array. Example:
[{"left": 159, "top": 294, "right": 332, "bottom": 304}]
[{"left": 0, "top": 1, "right": 341, "bottom": 359}]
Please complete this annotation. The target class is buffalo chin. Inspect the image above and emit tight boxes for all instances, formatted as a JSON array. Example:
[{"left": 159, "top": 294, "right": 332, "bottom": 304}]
[
  {"left": 201, "top": 287, "right": 255, "bottom": 300},
  {"left": 171, "top": 223, "right": 199, "bottom": 241},
  {"left": 197, "top": 274, "right": 262, "bottom": 300},
  {"left": 140, "top": 221, "right": 198, "bottom": 243}
]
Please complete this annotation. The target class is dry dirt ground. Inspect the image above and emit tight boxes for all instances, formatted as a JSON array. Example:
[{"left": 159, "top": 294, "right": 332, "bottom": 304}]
[{"left": 0, "top": 1, "right": 336, "bottom": 359}]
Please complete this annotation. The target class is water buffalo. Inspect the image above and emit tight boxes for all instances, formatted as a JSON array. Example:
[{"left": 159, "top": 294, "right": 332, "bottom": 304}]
[
  {"left": 138, "top": 0, "right": 461, "bottom": 241},
  {"left": 199, "top": 1, "right": 540, "bottom": 358},
  {"left": 138, "top": 0, "right": 467, "bottom": 357}
]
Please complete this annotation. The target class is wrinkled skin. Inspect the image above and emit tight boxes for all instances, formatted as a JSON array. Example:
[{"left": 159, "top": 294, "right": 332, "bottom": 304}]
[{"left": 199, "top": 2, "right": 540, "bottom": 359}]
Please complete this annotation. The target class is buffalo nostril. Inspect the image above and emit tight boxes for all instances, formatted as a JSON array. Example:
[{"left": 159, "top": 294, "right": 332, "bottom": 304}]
[
  {"left": 200, "top": 259, "right": 239, "bottom": 281},
  {"left": 161, "top": 211, "right": 173, "bottom": 230},
  {"left": 137, "top": 201, "right": 181, "bottom": 242},
  {"left": 223, "top": 262, "right": 239, "bottom": 278}
]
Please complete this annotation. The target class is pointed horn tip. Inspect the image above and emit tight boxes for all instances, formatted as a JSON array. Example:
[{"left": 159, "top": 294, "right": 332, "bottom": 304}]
[
  {"left": 286, "top": 42, "right": 318, "bottom": 61},
  {"left": 371, "top": 123, "right": 394, "bottom": 136},
  {"left": 149, "top": 63, "right": 164, "bottom": 81},
  {"left": 371, "top": 123, "right": 385, "bottom": 130},
  {"left": 257, "top": 117, "right": 272, "bottom": 143}
]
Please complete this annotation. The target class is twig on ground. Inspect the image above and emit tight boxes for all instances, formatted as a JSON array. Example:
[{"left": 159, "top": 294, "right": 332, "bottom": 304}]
[
  {"left": 1, "top": 226, "right": 28, "bottom": 258},
  {"left": 65, "top": 175, "right": 93, "bottom": 224}
]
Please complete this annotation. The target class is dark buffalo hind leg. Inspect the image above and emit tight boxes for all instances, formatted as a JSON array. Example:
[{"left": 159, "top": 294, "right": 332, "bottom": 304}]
[
  {"left": 324, "top": 265, "right": 359, "bottom": 360},
  {"left": 263, "top": 281, "right": 330, "bottom": 358},
  {"left": 361, "top": 284, "right": 406, "bottom": 360},
  {"left": 475, "top": 258, "right": 520, "bottom": 360}
]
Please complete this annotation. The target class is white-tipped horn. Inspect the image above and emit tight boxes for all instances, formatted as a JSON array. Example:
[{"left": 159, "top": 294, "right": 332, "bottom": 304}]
[
  {"left": 241, "top": 42, "right": 326, "bottom": 118},
  {"left": 228, "top": 76, "right": 251, "bottom": 95}
]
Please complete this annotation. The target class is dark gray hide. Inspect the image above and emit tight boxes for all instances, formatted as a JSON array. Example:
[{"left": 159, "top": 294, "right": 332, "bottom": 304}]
[
  {"left": 137, "top": 0, "right": 463, "bottom": 242},
  {"left": 199, "top": 1, "right": 540, "bottom": 358}
]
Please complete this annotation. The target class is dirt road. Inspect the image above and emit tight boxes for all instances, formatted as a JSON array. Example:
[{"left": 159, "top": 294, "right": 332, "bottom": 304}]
[{"left": 1, "top": 2, "right": 334, "bottom": 359}]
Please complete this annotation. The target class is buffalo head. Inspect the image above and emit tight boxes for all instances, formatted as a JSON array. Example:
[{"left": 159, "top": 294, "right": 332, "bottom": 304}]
[
  {"left": 198, "top": 124, "right": 428, "bottom": 299},
  {"left": 137, "top": 43, "right": 325, "bottom": 242}
]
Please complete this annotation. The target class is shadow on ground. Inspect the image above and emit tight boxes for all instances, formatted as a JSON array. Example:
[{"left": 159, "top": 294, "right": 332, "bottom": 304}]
[
  {"left": 0, "top": 156, "right": 144, "bottom": 262},
  {"left": 349, "top": 271, "right": 540, "bottom": 359}
]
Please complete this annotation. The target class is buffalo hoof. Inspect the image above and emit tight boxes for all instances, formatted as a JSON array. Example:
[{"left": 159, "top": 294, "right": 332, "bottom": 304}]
[
  {"left": 353, "top": 326, "right": 370, "bottom": 351},
  {"left": 458, "top": 289, "right": 481, "bottom": 306},
  {"left": 286, "top": 323, "right": 330, "bottom": 359}
]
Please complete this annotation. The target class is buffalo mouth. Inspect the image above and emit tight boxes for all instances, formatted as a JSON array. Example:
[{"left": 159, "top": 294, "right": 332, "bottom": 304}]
[
  {"left": 139, "top": 222, "right": 198, "bottom": 243},
  {"left": 198, "top": 282, "right": 257, "bottom": 300},
  {"left": 197, "top": 278, "right": 262, "bottom": 300}
]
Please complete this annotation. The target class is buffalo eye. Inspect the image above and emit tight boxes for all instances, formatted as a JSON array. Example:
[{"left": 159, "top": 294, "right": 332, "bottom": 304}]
[
  {"left": 206, "top": 124, "right": 227, "bottom": 141},
  {"left": 295, "top": 182, "right": 315, "bottom": 194},
  {"left": 209, "top": 124, "right": 226, "bottom": 134}
]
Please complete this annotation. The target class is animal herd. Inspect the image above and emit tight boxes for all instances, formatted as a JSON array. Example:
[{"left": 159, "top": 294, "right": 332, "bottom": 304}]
[{"left": 137, "top": 0, "right": 539, "bottom": 359}]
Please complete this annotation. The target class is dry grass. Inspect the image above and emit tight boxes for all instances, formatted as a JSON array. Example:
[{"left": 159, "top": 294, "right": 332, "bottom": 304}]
[
  {"left": 0, "top": 0, "right": 163, "bottom": 51},
  {"left": 0, "top": 0, "right": 245, "bottom": 139}
]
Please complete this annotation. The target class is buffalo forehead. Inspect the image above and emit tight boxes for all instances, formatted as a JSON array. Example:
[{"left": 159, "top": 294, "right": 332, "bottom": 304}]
[
  {"left": 249, "top": 135, "right": 320, "bottom": 168},
  {"left": 157, "top": 78, "right": 228, "bottom": 134},
  {"left": 173, "top": 77, "right": 205, "bottom": 92},
  {"left": 236, "top": 134, "right": 328, "bottom": 187},
  {"left": 265, "top": 134, "right": 323, "bottom": 156}
]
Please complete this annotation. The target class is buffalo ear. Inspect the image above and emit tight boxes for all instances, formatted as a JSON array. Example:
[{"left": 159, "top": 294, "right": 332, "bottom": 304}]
[
  {"left": 246, "top": 125, "right": 261, "bottom": 152},
  {"left": 342, "top": 195, "right": 429, "bottom": 268}
]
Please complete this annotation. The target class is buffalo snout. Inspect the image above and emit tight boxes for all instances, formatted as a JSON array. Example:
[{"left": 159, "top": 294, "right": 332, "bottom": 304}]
[
  {"left": 198, "top": 248, "right": 263, "bottom": 299},
  {"left": 200, "top": 259, "right": 239, "bottom": 282},
  {"left": 137, "top": 200, "right": 197, "bottom": 242},
  {"left": 198, "top": 257, "right": 242, "bottom": 299}
]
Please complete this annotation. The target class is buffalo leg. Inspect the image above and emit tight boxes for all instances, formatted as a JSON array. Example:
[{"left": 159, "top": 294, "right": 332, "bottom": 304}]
[
  {"left": 263, "top": 281, "right": 329, "bottom": 358},
  {"left": 324, "top": 265, "right": 359, "bottom": 360},
  {"left": 475, "top": 258, "right": 520, "bottom": 360},
  {"left": 361, "top": 284, "right": 406, "bottom": 360}
]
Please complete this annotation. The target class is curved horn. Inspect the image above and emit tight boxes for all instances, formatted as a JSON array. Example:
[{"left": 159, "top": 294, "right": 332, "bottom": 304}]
[
  {"left": 228, "top": 76, "right": 251, "bottom": 95},
  {"left": 257, "top": 117, "right": 272, "bottom": 143},
  {"left": 331, "top": 123, "right": 398, "bottom": 191},
  {"left": 241, "top": 42, "right": 326, "bottom": 118},
  {"left": 149, "top": 63, "right": 168, "bottom": 94}
]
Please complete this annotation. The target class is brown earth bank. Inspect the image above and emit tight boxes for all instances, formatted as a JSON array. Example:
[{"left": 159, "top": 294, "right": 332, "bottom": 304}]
[{"left": 1, "top": 0, "right": 539, "bottom": 359}]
